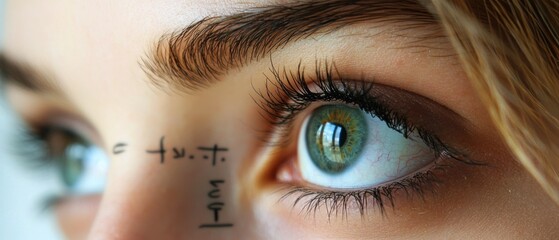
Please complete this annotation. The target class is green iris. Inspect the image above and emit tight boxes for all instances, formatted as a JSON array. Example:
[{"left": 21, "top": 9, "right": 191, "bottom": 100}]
[
  {"left": 58, "top": 143, "right": 88, "bottom": 189},
  {"left": 306, "top": 104, "right": 368, "bottom": 174},
  {"left": 48, "top": 129, "right": 89, "bottom": 189}
]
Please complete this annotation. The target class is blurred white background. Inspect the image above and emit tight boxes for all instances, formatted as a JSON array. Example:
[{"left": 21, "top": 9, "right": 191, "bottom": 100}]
[
  {"left": 0, "top": 1, "right": 63, "bottom": 238},
  {"left": 0, "top": 100, "right": 63, "bottom": 239}
]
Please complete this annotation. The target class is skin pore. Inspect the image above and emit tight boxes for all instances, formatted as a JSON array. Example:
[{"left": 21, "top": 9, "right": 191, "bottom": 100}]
[{"left": 2, "top": 0, "right": 559, "bottom": 239}]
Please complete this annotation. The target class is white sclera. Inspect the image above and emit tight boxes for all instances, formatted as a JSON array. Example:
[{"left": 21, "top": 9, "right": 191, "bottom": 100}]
[{"left": 298, "top": 113, "right": 434, "bottom": 189}]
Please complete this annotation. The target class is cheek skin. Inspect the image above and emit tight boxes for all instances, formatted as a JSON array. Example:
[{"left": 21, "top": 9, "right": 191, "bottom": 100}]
[
  {"left": 84, "top": 75, "right": 275, "bottom": 239},
  {"left": 252, "top": 157, "right": 559, "bottom": 239},
  {"left": 476, "top": 157, "right": 559, "bottom": 239},
  {"left": 55, "top": 195, "right": 100, "bottom": 240}
]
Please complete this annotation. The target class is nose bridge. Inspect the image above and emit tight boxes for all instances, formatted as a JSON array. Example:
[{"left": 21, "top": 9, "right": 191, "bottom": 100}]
[
  {"left": 88, "top": 150, "right": 198, "bottom": 238},
  {"left": 87, "top": 100, "right": 240, "bottom": 239}
]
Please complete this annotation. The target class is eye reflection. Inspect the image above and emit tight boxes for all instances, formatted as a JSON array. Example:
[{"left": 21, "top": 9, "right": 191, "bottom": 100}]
[{"left": 298, "top": 104, "right": 435, "bottom": 189}]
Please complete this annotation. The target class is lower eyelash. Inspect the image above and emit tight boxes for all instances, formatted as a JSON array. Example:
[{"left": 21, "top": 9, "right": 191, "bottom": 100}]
[{"left": 279, "top": 164, "right": 446, "bottom": 219}]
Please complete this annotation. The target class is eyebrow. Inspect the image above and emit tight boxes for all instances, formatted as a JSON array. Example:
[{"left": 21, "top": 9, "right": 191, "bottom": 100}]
[
  {"left": 142, "top": 0, "right": 441, "bottom": 93},
  {"left": 0, "top": 53, "right": 60, "bottom": 94}
]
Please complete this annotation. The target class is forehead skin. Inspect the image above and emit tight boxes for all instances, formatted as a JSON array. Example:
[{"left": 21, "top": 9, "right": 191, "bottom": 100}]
[
  {"left": 5, "top": 0, "right": 559, "bottom": 239},
  {"left": 4, "top": 0, "right": 232, "bottom": 112}
]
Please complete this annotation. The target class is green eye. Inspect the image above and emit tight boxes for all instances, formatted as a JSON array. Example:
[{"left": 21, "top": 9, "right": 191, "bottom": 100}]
[
  {"left": 45, "top": 128, "right": 108, "bottom": 194},
  {"left": 298, "top": 103, "right": 434, "bottom": 189},
  {"left": 305, "top": 104, "right": 368, "bottom": 174},
  {"left": 56, "top": 141, "right": 88, "bottom": 188}
]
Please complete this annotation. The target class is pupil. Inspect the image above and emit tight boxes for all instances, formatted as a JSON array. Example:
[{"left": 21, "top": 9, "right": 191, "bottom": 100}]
[{"left": 331, "top": 123, "right": 347, "bottom": 148}]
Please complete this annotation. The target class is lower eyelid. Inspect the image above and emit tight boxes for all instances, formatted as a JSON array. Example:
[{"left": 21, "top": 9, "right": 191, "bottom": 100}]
[{"left": 274, "top": 158, "right": 470, "bottom": 219}]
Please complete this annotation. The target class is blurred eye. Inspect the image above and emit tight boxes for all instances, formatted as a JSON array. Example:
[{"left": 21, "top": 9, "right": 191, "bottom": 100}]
[
  {"left": 43, "top": 128, "right": 108, "bottom": 194},
  {"left": 298, "top": 104, "right": 433, "bottom": 189}
]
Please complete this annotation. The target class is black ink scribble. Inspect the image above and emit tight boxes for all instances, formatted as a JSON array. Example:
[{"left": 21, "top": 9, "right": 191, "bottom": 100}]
[
  {"left": 210, "top": 180, "right": 225, "bottom": 189},
  {"left": 197, "top": 145, "right": 228, "bottom": 166},
  {"left": 173, "top": 147, "right": 186, "bottom": 159},
  {"left": 199, "top": 223, "right": 233, "bottom": 228},
  {"left": 208, "top": 202, "right": 225, "bottom": 222},
  {"left": 199, "top": 179, "right": 233, "bottom": 228},
  {"left": 146, "top": 136, "right": 166, "bottom": 164},
  {"left": 208, "top": 180, "right": 225, "bottom": 198},
  {"left": 145, "top": 140, "right": 229, "bottom": 166},
  {"left": 113, "top": 142, "right": 128, "bottom": 155}
]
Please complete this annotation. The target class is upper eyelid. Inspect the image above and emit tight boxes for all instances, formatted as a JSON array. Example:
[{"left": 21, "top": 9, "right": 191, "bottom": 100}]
[
  {"left": 255, "top": 59, "right": 472, "bottom": 127},
  {"left": 253, "top": 60, "right": 481, "bottom": 161},
  {"left": 31, "top": 113, "right": 105, "bottom": 150}
]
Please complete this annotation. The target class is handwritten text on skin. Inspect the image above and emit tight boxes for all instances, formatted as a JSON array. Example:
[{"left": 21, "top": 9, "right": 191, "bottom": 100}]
[{"left": 113, "top": 137, "right": 234, "bottom": 228}]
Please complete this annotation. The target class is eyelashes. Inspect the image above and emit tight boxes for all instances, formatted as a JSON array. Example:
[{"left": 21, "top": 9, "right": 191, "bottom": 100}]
[
  {"left": 254, "top": 59, "right": 483, "bottom": 217},
  {"left": 10, "top": 123, "right": 105, "bottom": 209},
  {"left": 279, "top": 170, "right": 442, "bottom": 218},
  {"left": 9, "top": 125, "right": 65, "bottom": 210},
  {"left": 11, "top": 124, "right": 53, "bottom": 170},
  {"left": 254, "top": 60, "right": 454, "bottom": 156},
  {"left": 254, "top": 60, "right": 373, "bottom": 127}
]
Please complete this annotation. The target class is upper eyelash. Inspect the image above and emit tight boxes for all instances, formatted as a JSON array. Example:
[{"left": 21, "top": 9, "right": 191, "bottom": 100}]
[
  {"left": 253, "top": 59, "right": 456, "bottom": 158},
  {"left": 11, "top": 124, "right": 93, "bottom": 210},
  {"left": 254, "top": 59, "right": 373, "bottom": 127},
  {"left": 11, "top": 124, "right": 53, "bottom": 170},
  {"left": 253, "top": 59, "right": 484, "bottom": 216}
]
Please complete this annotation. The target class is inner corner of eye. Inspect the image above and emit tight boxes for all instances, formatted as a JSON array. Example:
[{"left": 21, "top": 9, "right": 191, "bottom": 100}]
[
  {"left": 275, "top": 158, "right": 298, "bottom": 184},
  {"left": 272, "top": 132, "right": 309, "bottom": 186}
]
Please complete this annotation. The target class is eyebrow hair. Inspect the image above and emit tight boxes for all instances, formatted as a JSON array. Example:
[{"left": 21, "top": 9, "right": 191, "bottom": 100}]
[
  {"left": 0, "top": 53, "right": 60, "bottom": 94},
  {"left": 142, "top": 0, "right": 441, "bottom": 93}
]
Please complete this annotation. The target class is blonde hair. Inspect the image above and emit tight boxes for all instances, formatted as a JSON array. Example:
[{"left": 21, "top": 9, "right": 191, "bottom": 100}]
[{"left": 432, "top": 0, "right": 559, "bottom": 204}]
